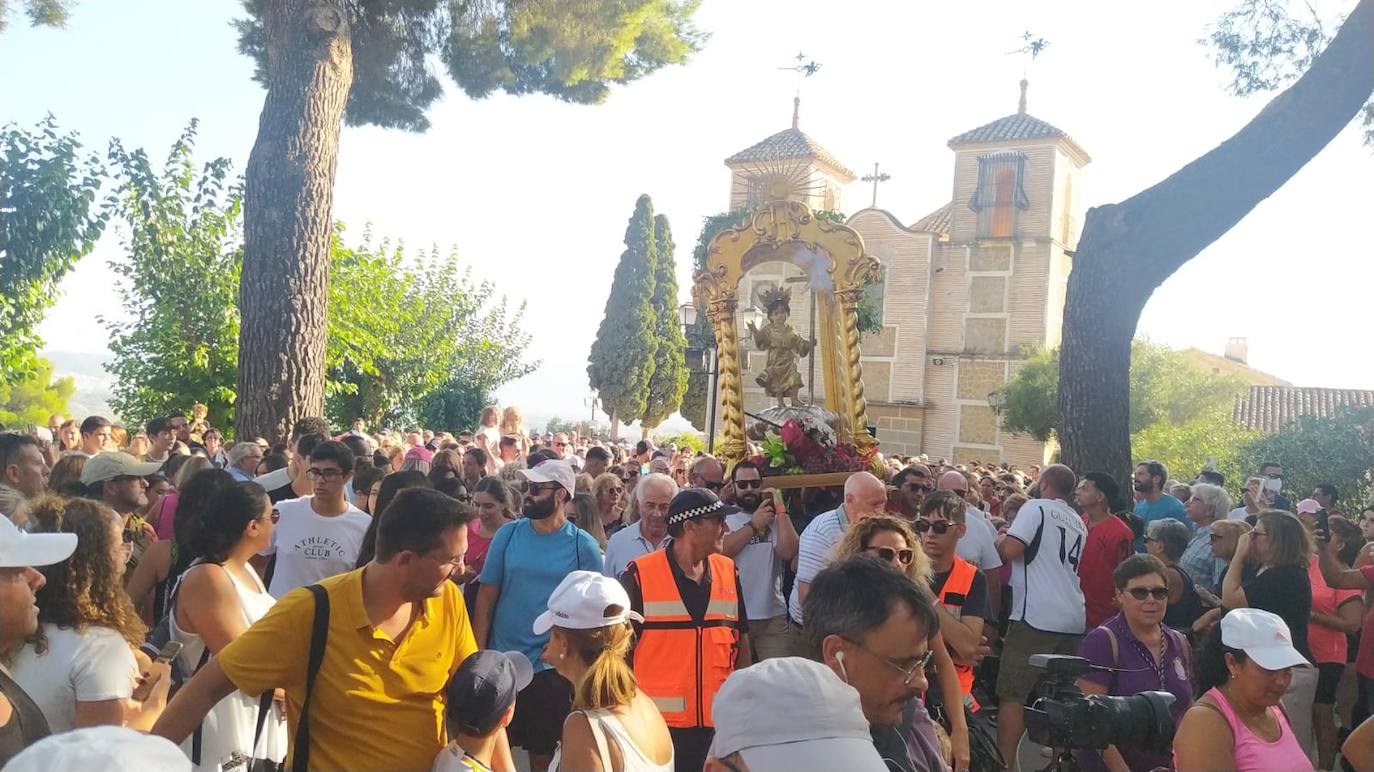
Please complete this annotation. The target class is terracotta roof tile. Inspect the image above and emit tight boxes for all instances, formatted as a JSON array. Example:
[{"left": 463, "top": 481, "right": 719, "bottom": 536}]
[
  {"left": 724, "top": 128, "right": 856, "bottom": 180},
  {"left": 947, "top": 112, "right": 1091, "bottom": 161},
  {"left": 1232, "top": 386, "right": 1374, "bottom": 433},
  {"left": 912, "top": 202, "right": 952, "bottom": 237}
]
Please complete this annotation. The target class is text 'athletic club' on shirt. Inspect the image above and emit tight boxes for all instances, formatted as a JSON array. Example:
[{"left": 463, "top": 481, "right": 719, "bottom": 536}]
[{"left": 262, "top": 496, "right": 371, "bottom": 598}]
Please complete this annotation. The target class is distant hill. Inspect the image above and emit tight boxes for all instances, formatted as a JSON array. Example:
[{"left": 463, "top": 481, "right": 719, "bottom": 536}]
[{"left": 41, "top": 351, "right": 117, "bottom": 422}]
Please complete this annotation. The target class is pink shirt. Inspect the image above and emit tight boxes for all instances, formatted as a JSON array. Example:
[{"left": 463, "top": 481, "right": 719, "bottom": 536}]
[
  {"left": 1183, "top": 687, "right": 1312, "bottom": 772},
  {"left": 1307, "top": 556, "right": 1362, "bottom": 664}
]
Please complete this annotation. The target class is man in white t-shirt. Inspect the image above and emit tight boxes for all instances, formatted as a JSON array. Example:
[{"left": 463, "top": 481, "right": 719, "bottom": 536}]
[
  {"left": 263, "top": 440, "right": 370, "bottom": 597},
  {"left": 993, "top": 464, "right": 1088, "bottom": 766},
  {"left": 788, "top": 472, "right": 888, "bottom": 626},
  {"left": 721, "top": 460, "right": 798, "bottom": 661}
]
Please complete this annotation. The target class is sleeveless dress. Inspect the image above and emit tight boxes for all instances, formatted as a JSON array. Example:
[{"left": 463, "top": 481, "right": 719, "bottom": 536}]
[
  {"left": 1181, "top": 686, "right": 1313, "bottom": 771},
  {"left": 171, "top": 562, "right": 286, "bottom": 770},
  {"left": 550, "top": 708, "right": 673, "bottom": 772}
]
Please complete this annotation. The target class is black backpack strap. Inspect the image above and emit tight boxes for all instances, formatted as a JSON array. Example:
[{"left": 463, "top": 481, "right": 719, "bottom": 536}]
[{"left": 292, "top": 584, "right": 331, "bottom": 772}]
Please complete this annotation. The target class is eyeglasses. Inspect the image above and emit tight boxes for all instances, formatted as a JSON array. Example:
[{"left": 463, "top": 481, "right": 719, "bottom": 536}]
[
  {"left": 734, "top": 479, "right": 762, "bottom": 490},
  {"left": 913, "top": 520, "right": 953, "bottom": 535},
  {"left": 841, "top": 637, "right": 934, "bottom": 685},
  {"left": 427, "top": 551, "right": 465, "bottom": 569},
  {"left": 866, "top": 545, "right": 915, "bottom": 565},
  {"left": 305, "top": 468, "right": 344, "bottom": 481},
  {"left": 1208, "top": 533, "right": 1224, "bottom": 542},
  {"left": 1125, "top": 586, "right": 1169, "bottom": 601}
]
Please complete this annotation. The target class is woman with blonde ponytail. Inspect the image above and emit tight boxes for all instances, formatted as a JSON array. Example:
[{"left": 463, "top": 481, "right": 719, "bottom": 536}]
[{"left": 536, "top": 571, "right": 673, "bottom": 772}]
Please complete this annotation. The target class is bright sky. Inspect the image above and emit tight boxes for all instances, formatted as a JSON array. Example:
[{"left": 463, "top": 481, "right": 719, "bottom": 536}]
[{"left": 3, "top": 0, "right": 1371, "bottom": 427}]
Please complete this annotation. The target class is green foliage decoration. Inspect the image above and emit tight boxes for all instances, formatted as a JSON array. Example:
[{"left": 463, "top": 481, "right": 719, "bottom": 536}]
[
  {"left": 0, "top": 357, "right": 74, "bottom": 428},
  {"left": 0, "top": 116, "right": 109, "bottom": 380}
]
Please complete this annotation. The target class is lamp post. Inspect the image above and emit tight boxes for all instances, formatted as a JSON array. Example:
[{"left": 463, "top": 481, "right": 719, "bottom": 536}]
[
  {"left": 680, "top": 303, "right": 719, "bottom": 454},
  {"left": 987, "top": 390, "right": 1007, "bottom": 413}
]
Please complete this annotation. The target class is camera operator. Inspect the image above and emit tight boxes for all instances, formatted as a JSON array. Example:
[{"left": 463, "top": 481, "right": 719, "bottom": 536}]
[
  {"left": 1074, "top": 555, "right": 1193, "bottom": 772},
  {"left": 1173, "top": 609, "right": 1313, "bottom": 771}
]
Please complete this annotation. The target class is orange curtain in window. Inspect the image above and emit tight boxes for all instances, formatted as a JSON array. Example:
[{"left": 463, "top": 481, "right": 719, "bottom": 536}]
[{"left": 990, "top": 167, "right": 1015, "bottom": 237}]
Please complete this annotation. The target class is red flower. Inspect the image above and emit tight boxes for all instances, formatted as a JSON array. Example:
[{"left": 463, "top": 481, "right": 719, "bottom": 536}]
[{"left": 780, "top": 418, "right": 823, "bottom": 462}]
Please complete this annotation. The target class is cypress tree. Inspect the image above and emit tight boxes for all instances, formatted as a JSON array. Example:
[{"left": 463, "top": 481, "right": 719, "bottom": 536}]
[
  {"left": 588, "top": 195, "right": 659, "bottom": 431},
  {"left": 640, "top": 214, "right": 689, "bottom": 430}
]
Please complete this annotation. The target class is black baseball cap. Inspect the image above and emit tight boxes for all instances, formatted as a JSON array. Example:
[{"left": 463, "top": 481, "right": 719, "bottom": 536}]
[{"left": 444, "top": 650, "right": 533, "bottom": 736}]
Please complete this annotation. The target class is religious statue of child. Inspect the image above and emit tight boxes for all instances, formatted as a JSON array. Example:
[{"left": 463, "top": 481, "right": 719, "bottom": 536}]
[{"left": 747, "top": 287, "right": 814, "bottom": 408}]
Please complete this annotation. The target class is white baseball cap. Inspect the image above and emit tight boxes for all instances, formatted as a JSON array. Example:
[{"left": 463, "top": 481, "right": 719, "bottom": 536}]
[
  {"left": 1221, "top": 608, "right": 1312, "bottom": 671},
  {"left": 521, "top": 459, "right": 576, "bottom": 495},
  {"left": 709, "top": 657, "right": 887, "bottom": 772},
  {"left": 532, "top": 570, "right": 644, "bottom": 635},
  {"left": 0, "top": 512, "right": 76, "bottom": 569},
  {"left": 4, "top": 725, "right": 191, "bottom": 771}
]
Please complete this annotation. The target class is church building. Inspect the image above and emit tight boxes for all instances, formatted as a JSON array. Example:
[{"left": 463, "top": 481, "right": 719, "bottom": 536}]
[{"left": 721, "top": 82, "right": 1089, "bottom": 467}]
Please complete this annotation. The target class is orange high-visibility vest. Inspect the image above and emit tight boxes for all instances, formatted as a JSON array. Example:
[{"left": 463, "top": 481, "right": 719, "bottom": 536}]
[
  {"left": 937, "top": 555, "right": 980, "bottom": 710},
  {"left": 631, "top": 549, "right": 740, "bottom": 728}
]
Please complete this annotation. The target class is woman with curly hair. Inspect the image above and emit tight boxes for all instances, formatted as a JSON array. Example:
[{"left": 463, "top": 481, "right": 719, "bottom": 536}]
[
  {"left": 169, "top": 482, "right": 284, "bottom": 769},
  {"left": 7, "top": 496, "right": 171, "bottom": 732},
  {"left": 829, "top": 515, "right": 971, "bottom": 771}
]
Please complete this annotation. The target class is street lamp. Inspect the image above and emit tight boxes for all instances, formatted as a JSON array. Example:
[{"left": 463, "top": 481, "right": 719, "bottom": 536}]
[
  {"left": 987, "top": 390, "right": 1007, "bottom": 413},
  {"left": 679, "top": 302, "right": 718, "bottom": 454}
]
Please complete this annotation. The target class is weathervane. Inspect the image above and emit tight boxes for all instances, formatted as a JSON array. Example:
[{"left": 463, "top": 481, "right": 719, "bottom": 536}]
[
  {"left": 1006, "top": 31, "right": 1049, "bottom": 60},
  {"left": 778, "top": 51, "right": 822, "bottom": 78}
]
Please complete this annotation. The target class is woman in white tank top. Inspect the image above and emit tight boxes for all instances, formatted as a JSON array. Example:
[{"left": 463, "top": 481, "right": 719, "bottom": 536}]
[
  {"left": 169, "top": 481, "right": 285, "bottom": 770},
  {"left": 536, "top": 571, "right": 673, "bottom": 772}
]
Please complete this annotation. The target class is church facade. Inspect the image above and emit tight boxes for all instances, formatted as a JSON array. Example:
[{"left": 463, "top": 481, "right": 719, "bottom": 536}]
[{"left": 721, "top": 84, "right": 1089, "bottom": 467}]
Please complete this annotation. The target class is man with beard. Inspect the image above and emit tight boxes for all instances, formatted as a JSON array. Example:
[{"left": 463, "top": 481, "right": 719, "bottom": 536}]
[
  {"left": 604, "top": 473, "right": 677, "bottom": 578},
  {"left": 153, "top": 488, "right": 495, "bottom": 772},
  {"left": 1131, "top": 460, "right": 1188, "bottom": 551},
  {"left": 804, "top": 555, "right": 946, "bottom": 772},
  {"left": 0, "top": 513, "right": 77, "bottom": 766},
  {"left": 888, "top": 465, "right": 934, "bottom": 522},
  {"left": 721, "top": 460, "right": 798, "bottom": 661},
  {"left": 621, "top": 488, "right": 751, "bottom": 772},
  {"left": 473, "top": 459, "right": 601, "bottom": 772},
  {"left": 80, "top": 452, "right": 162, "bottom": 573}
]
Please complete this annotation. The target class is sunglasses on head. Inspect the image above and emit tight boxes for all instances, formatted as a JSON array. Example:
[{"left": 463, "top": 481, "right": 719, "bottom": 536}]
[
  {"left": 734, "top": 479, "right": 762, "bottom": 490},
  {"left": 866, "top": 545, "right": 915, "bottom": 565},
  {"left": 1125, "top": 586, "right": 1169, "bottom": 601},
  {"left": 913, "top": 519, "right": 953, "bottom": 535}
]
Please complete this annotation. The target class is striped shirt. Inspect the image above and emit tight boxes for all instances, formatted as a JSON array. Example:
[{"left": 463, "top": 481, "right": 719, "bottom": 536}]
[{"left": 787, "top": 506, "right": 848, "bottom": 625}]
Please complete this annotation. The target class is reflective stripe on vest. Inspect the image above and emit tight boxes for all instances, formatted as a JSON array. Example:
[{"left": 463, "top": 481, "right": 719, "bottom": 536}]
[
  {"left": 937, "top": 556, "right": 979, "bottom": 710},
  {"left": 631, "top": 550, "right": 740, "bottom": 728}
]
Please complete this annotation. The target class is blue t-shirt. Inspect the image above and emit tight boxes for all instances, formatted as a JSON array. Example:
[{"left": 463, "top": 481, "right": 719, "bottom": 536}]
[
  {"left": 1133, "top": 494, "right": 1190, "bottom": 552},
  {"left": 479, "top": 518, "right": 604, "bottom": 671}
]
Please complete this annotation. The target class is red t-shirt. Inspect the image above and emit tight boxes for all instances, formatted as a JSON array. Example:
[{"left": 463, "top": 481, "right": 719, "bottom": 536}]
[
  {"left": 1308, "top": 556, "right": 1363, "bottom": 664},
  {"left": 1357, "top": 565, "right": 1374, "bottom": 678},
  {"left": 464, "top": 520, "right": 496, "bottom": 579},
  {"left": 1078, "top": 514, "right": 1135, "bottom": 628}
]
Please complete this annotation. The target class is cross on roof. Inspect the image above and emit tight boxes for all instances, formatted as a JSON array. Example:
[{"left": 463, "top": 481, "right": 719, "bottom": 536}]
[{"left": 860, "top": 162, "right": 891, "bottom": 209}]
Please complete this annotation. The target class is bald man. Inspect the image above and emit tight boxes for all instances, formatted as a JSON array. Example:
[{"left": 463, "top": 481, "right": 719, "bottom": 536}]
[
  {"left": 786, "top": 472, "right": 888, "bottom": 627},
  {"left": 935, "top": 471, "right": 1003, "bottom": 572}
]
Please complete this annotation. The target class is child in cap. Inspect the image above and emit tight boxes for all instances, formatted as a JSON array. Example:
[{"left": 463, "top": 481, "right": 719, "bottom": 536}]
[{"left": 433, "top": 650, "right": 533, "bottom": 772}]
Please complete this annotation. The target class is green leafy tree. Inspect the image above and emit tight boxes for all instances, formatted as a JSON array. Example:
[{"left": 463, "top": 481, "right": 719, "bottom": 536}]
[
  {"left": 102, "top": 124, "right": 242, "bottom": 434},
  {"left": 640, "top": 213, "right": 687, "bottom": 430},
  {"left": 1239, "top": 407, "right": 1374, "bottom": 507},
  {"left": 0, "top": 117, "right": 108, "bottom": 379},
  {"left": 229, "top": 0, "right": 705, "bottom": 443},
  {"left": 1056, "top": 0, "right": 1372, "bottom": 483},
  {"left": 1133, "top": 413, "right": 1260, "bottom": 496},
  {"left": 588, "top": 195, "right": 659, "bottom": 433},
  {"left": 999, "top": 341, "right": 1247, "bottom": 448},
  {"left": 0, "top": 0, "right": 74, "bottom": 32},
  {"left": 0, "top": 357, "right": 74, "bottom": 428}
]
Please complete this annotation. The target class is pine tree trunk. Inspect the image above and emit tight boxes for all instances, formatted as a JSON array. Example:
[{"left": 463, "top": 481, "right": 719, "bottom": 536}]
[
  {"left": 235, "top": 1, "right": 353, "bottom": 443},
  {"left": 1057, "top": 0, "right": 1373, "bottom": 486}
]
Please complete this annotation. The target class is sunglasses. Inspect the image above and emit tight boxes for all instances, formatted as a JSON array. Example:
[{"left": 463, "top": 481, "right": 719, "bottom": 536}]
[
  {"left": 913, "top": 520, "right": 953, "bottom": 535},
  {"left": 527, "top": 483, "right": 561, "bottom": 494},
  {"left": 1125, "top": 586, "right": 1169, "bottom": 601},
  {"left": 904, "top": 483, "right": 934, "bottom": 493},
  {"left": 1208, "top": 533, "right": 1224, "bottom": 542},
  {"left": 866, "top": 545, "right": 915, "bottom": 565},
  {"left": 700, "top": 480, "right": 724, "bottom": 491},
  {"left": 734, "top": 479, "right": 762, "bottom": 490}
]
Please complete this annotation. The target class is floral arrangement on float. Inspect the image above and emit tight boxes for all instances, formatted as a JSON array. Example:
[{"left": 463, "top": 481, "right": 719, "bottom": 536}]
[{"left": 745, "top": 408, "right": 876, "bottom": 478}]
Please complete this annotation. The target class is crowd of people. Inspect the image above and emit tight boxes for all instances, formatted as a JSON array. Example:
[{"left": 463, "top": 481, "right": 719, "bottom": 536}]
[{"left": 0, "top": 408, "right": 1373, "bottom": 772}]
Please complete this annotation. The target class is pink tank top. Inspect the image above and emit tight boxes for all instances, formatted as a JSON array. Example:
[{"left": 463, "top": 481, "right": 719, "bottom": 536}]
[{"left": 1183, "top": 687, "right": 1312, "bottom": 771}]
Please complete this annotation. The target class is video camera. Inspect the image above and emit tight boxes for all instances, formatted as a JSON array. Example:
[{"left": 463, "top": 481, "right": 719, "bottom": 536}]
[{"left": 1023, "top": 655, "right": 1176, "bottom": 771}]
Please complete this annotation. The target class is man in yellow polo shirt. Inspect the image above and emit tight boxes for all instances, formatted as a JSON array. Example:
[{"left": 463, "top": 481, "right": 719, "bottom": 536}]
[{"left": 153, "top": 487, "right": 483, "bottom": 771}]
